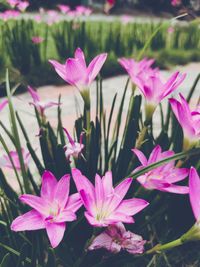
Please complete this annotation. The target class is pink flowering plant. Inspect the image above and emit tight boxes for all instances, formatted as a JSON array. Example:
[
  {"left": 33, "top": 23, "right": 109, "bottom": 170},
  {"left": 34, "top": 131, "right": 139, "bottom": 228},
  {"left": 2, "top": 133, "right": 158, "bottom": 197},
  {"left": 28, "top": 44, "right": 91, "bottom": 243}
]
[{"left": 0, "top": 42, "right": 199, "bottom": 267}]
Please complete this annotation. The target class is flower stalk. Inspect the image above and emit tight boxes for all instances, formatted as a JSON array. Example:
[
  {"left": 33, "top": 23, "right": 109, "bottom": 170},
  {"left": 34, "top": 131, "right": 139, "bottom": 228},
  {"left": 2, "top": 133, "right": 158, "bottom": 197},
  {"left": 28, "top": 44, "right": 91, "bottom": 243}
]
[{"left": 146, "top": 238, "right": 183, "bottom": 254}]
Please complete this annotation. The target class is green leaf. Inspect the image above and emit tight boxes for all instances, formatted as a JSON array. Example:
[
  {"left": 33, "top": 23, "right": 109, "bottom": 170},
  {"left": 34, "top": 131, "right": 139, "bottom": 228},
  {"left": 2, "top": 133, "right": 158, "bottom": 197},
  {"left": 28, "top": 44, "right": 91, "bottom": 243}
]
[
  {"left": 187, "top": 73, "right": 200, "bottom": 103},
  {"left": 6, "top": 70, "right": 30, "bottom": 193},
  {"left": 16, "top": 112, "right": 44, "bottom": 176},
  {"left": 0, "top": 242, "right": 36, "bottom": 266},
  {"left": 0, "top": 253, "right": 11, "bottom": 267},
  {"left": 16, "top": 243, "right": 28, "bottom": 267},
  {"left": 45, "top": 249, "right": 56, "bottom": 267}
]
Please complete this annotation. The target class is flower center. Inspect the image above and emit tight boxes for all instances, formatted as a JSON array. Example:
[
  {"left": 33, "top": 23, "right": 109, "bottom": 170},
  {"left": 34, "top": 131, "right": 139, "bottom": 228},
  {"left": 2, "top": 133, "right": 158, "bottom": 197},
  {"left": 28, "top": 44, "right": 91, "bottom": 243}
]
[{"left": 47, "top": 202, "right": 60, "bottom": 222}]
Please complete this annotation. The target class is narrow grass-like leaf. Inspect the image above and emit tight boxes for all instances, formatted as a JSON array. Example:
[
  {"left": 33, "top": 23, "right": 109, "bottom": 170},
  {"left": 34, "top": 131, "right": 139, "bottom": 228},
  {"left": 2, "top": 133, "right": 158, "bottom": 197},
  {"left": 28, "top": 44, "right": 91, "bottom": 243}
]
[{"left": 0, "top": 253, "right": 11, "bottom": 267}]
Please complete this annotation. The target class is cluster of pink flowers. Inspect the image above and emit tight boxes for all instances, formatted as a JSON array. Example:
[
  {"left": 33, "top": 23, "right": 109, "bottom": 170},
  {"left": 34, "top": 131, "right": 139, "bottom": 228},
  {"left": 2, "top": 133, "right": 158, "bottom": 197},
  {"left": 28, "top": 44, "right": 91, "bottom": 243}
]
[
  {"left": 11, "top": 169, "right": 149, "bottom": 250},
  {"left": 0, "top": 9, "right": 20, "bottom": 21},
  {"left": 4, "top": 48, "right": 199, "bottom": 256},
  {"left": 0, "top": 0, "right": 29, "bottom": 21},
  {"left": 57, "top": 5, "right": 92, "bottom": 17},
  {"left": 50, "top": 49, "right": 199, "bottom": 150},
  {"left": 7, "top": 0, "right": 29, "bottom": 12},
  {"left": 33, "top": 5, "right": 92, "bottom": 25}
]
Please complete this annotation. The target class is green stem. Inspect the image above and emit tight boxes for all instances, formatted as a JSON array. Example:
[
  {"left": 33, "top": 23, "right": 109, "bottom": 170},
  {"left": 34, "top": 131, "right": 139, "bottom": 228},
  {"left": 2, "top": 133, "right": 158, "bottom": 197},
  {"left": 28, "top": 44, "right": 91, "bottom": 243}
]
[
  {"left": 81, "top": 88, "right": 91, "bottom": 160},
  {"left": 146, "top": 238, "right": 183, "bottom": 254},
  {"left": 135, "top": 125, "right": 148, "bottom": 149}
]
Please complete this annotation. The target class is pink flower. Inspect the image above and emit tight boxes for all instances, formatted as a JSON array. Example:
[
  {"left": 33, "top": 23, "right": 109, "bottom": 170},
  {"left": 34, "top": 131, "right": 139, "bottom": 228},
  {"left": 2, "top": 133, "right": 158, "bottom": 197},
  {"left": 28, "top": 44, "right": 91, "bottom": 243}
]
[
  {"left": 57, "top": 4, "right": 70, "bottom": 14},
  {"left": 189, "top": 167, "right": 200, "bottom": 221},
  {"left": 167, "top": 26, "right": 175, "bottom": 34},
  {"left": 6, "top": 0, "right": 19, "bottom": 8},
  {"left": 72, "top": 168, "right": 149, "bottom": 227},
  {"left": 17, "top": 1, "right": 29, "bottom": 12},
  {"left": 67, "top": 10, "right": 77, "bottom": 18},
  {"left": 28, "top": 86, "right": 59, "bottom": 116},
  {"left": 46, "top": 10, "right": 60, "bottom": 25},
  {"left": 0, "top": 99, "right": 8, "bottom": 111},
  {"left": 75, "top": 6, "right": 92, "bottom": 16},
  {"left": 34, "top": 14, "right": 42, "bottom": 23},
  {"left": 169, "top": 94, "right": 200, "bottom": 147},
  {"left": 31, "top": 36, "right": 44, "bottom": 44},
  {"left": 0, "top": 10, "right": 20, "bottom": 21},
  {"left": 121, "top": 15, "right": 132, "bottom": 24},
  {"left": 49, "top": 48, "right": 107, "bottom": 91},
  {"left": 0, "top": 149, "right": 30, "bottom": 170},
  {"left": 63, "top": 128, "right": 84, "bottom": 161},
  {"left": 132, "top": 71, "right": 186, "bottom": 108},
  {"left": 88, "top": 222, "right": 146, "bottom": 254},
  {"left": 11, "top": 171, "right": 82, "bottom": 248},
  {"left": 179, "top": 167, "right": 200, "bottom": 242},
  {"left": 171, "top": 0, "right": 182, "bottom": 6},
  {"left": 118, "top": 57, "right": 155, "bottom": 78},
  {"left": 132, "top": 145, "right": 189, "bottom": 194}
]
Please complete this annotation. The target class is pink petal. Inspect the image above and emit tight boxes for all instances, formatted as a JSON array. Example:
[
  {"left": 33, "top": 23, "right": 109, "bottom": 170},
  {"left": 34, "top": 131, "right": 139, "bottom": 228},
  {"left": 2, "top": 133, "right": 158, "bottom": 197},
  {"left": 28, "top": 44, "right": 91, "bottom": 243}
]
[
  {"left": 166, "top": 168, "right": 189, "bottom": 183},
  {"left": 19, "top": 194, "right": 49, "bottom": 216},
  {"left": 54, "top": 210, "right": 76, "bottom": 223},
  {"left": 144, "top": 178, "right": 171, "bottom": 190},
  {"left": 84, "top": 211, "right": 99, "bottom": 226},
  {"left": 163, "top": 184, "right": 189, "bottom": 194},
  {"left": 179, "top": 93, "right": 192, "bottom": 117},
  {"left": 80, "top": 190, "right": 94, "bottom": 215},
  {"left": 49, "top": 60, "right": 67, "bottom": 82},
  {"left": 106, "top": 212, "right": 134, "bottom": 224},
  {"left": 102, "top": 171, "right": 113, "bottom": 196},
  {"left": 177, "top": 102, "right": 196, "bottom": 138},
  {"left": 28, "top": 86, "right": 40, "bottom": 102},
  {"left": 11, "top": 210, "right": 45, "bottom": 231},
  {"left": 148, "top": 145, "right": 161, "bottom": 164},
  {"left": 106, "top": 178, "right": 132, "bottom": 214},
  {"left": 132, "top": 149, "right": 147, "bottom": 166},
  {"left": 189, "top": 167, "right": 200, "bottom": 220},
  {"left": 41, "top": 171, "right": 57, "bottom": 201},
  {"left": 117, "top": 198, "right": 149, "bottom": 216},
  {"left": 95, "top": 174, "right": 104, "bottom": 207},
  {"left": 163, "top": 72, "right": 186, "bottom": 97},
  {"left": 63, "top": 127, "right": 75, "bottom": 146},
  {"left": 45, "top": 222, "right": 66, "bottom": 248},
  {"left": 169, "top": 98, "right": 180, "bottom": 123},
  {"left": 65, "top": 58, "right": 87, "bottom": 87},
  {"left": 0, "top": 99, "right": 8, "bottom": 112},
  {"left": 88, "top": 232, "right": 113, "bottom": 251},
  {"left": 88, "top": 232, "right": 121, "bottom": 253},
  {"left": 72, "top": 168, "right": 95, "bottom": 201},
  {"left": 66, "top": 193, "right": 82, "bottom": 212},
  {"left": 114, "top": 178, "right": 132, "bottom": 201},
  {"left": 75, "top": 47, "right": 86, "bottom": 68},
  {"left": 54, "top": 174, "right": 70, "bottom": 209},
  {"left": 118, "top": 58, "right": 132, "bottom": 72},
  {"left": 87, "top": 53, "right": 107, "bottom": 84}
]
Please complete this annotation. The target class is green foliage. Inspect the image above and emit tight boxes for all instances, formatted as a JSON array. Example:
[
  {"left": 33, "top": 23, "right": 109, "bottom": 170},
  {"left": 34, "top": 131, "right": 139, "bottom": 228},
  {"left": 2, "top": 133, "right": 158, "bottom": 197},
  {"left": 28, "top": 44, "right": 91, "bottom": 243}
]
[{"left": 0, "top": 19, "right": 200, "bottom": 90}]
